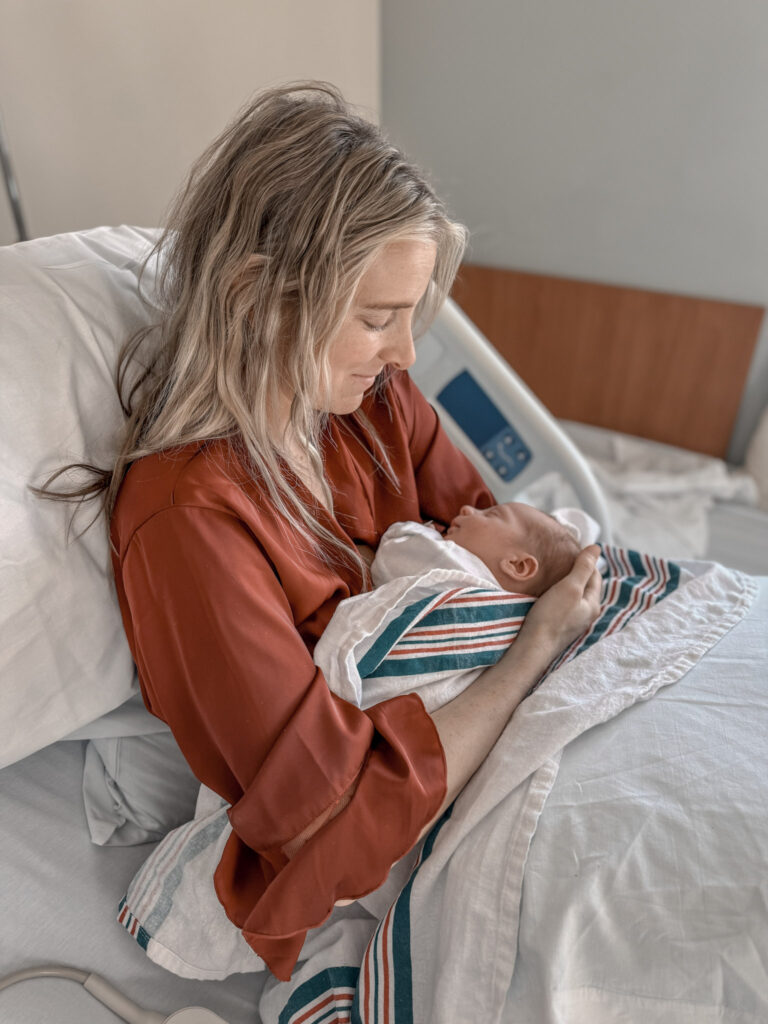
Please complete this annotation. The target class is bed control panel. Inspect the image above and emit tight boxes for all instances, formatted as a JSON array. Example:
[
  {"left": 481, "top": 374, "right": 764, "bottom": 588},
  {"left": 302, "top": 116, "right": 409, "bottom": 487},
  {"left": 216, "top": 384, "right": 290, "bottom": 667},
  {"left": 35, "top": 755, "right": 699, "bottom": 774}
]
[{"left": 437, "top": 370, "right": 532, "bottom": 482}]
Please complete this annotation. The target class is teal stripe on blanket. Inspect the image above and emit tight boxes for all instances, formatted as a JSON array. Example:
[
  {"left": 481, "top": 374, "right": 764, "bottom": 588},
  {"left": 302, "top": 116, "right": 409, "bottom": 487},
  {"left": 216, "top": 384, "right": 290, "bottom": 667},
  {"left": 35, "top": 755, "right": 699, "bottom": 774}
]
[
  {"left": 366, "top": 646, "right": 509, "bottom": 678},
  {"left": 278, "top": 966, "right": 359, "bottom": 1024},
  {"left": 357, "top": 593, "right": 437, "bottom": 678},
  {"left": 389, "top": 804, "right": 453, "bottom": 1024},
  {"left": 365, "top": 546, "right": 684, "bottom": 684},
  {"left": 417, "top": 599, "right": 533, "bottom": 628}
]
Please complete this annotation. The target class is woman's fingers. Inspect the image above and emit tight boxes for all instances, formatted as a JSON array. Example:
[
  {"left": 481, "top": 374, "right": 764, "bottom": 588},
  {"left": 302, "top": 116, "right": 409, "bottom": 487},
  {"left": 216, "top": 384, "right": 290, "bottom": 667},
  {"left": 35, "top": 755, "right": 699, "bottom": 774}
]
[
  {"left": 567, "top": 545, "right": 600, "bottom": 596},
  {"left": 572, "top": 544, "right": 599, "bottom": 577},
  {"left": 574, "top": 547, "right": 603, "bottom": 620}
]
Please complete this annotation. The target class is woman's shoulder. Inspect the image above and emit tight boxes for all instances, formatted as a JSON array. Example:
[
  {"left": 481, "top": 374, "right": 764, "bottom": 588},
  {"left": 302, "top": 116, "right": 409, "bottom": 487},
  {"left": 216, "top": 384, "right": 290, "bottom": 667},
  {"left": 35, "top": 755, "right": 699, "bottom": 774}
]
[{"left": 111, "top": 439, "right": 257, "bottom": 545}]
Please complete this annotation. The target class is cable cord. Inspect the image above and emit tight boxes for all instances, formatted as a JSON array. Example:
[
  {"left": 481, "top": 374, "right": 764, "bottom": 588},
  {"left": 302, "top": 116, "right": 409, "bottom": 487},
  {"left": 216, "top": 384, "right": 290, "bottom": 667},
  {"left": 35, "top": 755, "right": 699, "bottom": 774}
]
[{"left": 0, "top": 965, "right": 165, "bottom": 1023}]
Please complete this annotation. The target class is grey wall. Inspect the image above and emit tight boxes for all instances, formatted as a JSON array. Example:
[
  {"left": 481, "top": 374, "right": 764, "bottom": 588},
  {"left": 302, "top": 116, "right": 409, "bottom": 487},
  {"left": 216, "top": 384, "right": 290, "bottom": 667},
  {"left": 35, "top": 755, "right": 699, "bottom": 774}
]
[
  {"left": 382, "top": 0, "right": 768, "bottom": 461},
  {"left": 0, "top": 0, "right": 379, "bottom": 244}
]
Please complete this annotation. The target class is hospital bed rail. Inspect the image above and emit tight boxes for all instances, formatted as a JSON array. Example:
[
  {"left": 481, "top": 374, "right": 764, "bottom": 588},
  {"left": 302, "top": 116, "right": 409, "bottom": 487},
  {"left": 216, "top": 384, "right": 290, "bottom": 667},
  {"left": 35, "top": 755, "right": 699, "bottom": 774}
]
[{"left": 412, "top": 298, "right": 612, "bottom": 540}]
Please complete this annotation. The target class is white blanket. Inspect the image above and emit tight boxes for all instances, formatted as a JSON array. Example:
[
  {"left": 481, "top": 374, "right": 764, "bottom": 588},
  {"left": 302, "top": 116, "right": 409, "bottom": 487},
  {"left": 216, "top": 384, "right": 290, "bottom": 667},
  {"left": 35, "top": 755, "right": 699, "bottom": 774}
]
[
  {"left": 536, "top": 425, "right": 760, "bottom": 560},
  {"left": 259, "top": 559, "right": 757, "bottom": 1024}
]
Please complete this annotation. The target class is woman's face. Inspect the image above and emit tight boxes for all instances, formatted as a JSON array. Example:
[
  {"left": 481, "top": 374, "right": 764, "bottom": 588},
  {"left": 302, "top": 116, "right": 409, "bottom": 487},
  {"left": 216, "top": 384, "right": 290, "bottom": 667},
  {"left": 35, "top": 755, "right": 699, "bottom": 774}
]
[{"left": 321, "top": 239, "right": 437, "bottom": 415}]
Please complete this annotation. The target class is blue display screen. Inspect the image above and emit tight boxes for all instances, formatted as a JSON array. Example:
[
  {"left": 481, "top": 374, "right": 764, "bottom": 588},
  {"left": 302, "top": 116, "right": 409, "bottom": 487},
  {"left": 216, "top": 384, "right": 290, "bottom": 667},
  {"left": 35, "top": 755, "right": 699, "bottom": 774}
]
[{"left": 437, "top": 370, "right": 533, "bottom": 482}]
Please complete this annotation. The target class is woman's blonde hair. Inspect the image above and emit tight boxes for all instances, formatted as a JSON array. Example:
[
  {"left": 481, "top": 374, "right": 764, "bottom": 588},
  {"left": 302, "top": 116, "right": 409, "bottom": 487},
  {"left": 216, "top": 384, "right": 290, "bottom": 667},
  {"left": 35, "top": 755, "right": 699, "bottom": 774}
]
[{"left": 41, "top": 82, "right": 468, "bottom": 573}]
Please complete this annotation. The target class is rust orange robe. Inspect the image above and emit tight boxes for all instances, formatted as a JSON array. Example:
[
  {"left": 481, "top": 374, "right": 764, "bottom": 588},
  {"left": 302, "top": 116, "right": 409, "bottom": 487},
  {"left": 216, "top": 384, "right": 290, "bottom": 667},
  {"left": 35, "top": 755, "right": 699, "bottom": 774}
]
[{"left": 110, "top": 371, "right": 494, "bottom": 979}]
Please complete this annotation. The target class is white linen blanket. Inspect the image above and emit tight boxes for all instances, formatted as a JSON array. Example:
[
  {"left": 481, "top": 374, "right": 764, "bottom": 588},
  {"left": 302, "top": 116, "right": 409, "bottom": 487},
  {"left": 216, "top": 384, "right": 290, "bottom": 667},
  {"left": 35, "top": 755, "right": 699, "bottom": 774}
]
[
  {"left": 117, "top": 550, "right": 756, "bottom": 1024},
  {"left": 260, "top": 559, "right": 756, "bottom": 1024},
  {"left": 530, "top": 425, "right": 759, "bottom": 560}
]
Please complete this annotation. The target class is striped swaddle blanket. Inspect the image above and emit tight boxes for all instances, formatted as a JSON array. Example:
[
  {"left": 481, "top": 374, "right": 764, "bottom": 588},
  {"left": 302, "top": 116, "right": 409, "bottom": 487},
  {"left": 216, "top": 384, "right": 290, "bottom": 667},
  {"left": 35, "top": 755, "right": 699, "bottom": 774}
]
[
  {"left": 357, "top": 587, "right": 534, "bottom": 679},
  {"left": 316, "top": 530, "right": 684, "bottom": 712}
]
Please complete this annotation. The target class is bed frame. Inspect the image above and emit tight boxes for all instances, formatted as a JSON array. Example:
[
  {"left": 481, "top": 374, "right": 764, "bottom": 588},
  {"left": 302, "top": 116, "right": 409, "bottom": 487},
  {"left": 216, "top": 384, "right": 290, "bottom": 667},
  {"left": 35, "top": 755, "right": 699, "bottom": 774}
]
[{"left": 451, "top": 264, "right": 765, "bottom": 459}]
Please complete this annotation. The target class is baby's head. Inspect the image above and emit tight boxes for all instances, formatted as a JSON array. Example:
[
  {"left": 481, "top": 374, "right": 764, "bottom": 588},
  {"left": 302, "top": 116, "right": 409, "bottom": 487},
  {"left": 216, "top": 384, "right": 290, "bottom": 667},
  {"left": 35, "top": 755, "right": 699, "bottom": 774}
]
[{"left": 444, "top": 502, "right": 580, "bottom": 597}]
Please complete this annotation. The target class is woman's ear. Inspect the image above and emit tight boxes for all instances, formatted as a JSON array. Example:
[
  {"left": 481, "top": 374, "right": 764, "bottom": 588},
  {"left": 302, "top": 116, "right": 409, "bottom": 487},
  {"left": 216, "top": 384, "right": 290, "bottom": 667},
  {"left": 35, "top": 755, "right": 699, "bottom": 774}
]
[{"left": 498, "top": 553, "right": 539, "bottom": 585}]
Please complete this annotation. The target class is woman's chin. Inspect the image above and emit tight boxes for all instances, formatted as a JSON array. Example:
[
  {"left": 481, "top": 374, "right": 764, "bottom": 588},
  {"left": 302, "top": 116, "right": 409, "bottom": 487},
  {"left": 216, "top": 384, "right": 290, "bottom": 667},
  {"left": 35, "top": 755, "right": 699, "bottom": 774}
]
[
  {"left": 327, "top": 394, "right": 367, "bottom": 416},
  {"left": 327, "top": 384, "right": 376, "bottom": 415}
]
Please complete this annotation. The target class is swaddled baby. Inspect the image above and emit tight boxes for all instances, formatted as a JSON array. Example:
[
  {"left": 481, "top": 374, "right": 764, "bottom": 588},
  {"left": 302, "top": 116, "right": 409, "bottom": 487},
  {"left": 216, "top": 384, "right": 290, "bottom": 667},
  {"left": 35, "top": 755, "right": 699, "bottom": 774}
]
[{"left": 316, "top": 502, "right": 588, "bottom": 711}]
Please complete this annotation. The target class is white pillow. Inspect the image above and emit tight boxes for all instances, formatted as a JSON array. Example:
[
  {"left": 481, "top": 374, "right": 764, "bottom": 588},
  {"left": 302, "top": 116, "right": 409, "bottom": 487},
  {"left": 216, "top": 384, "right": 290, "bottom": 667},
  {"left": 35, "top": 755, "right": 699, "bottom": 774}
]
[
  {"left": 83, "top": 731, "right": 201, "bottom": 846},
  {"left": 0, "top": 225, "right": 161, "bottom": 768}
]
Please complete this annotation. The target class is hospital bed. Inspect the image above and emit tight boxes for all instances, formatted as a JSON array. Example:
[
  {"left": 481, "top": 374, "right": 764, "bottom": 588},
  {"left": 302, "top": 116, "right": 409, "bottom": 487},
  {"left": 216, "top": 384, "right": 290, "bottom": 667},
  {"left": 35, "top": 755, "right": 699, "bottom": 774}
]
[{"left": 1, "top": 226, "right": 766, "bottom": 1023}]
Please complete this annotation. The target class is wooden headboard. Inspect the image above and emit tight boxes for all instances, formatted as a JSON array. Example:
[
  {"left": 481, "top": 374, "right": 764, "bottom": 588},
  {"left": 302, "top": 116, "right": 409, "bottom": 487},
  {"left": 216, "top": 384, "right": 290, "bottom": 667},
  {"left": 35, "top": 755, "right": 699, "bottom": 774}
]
[{"left": 451, "top": 264, "right": 764, "bottom": 459}]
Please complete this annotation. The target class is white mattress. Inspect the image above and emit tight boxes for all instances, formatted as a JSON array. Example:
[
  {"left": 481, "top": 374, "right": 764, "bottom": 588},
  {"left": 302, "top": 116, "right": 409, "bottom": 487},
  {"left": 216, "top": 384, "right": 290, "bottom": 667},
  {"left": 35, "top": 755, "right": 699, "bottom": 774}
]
[
  {"left": 707, "top": 503, "right": 768, "bottom": 575},
  {"left": 506, "top": 575, "right": 768, "bottom": 1022},
  {"left": 0, "top": 741, "right": 263, "bottom": 1024}
]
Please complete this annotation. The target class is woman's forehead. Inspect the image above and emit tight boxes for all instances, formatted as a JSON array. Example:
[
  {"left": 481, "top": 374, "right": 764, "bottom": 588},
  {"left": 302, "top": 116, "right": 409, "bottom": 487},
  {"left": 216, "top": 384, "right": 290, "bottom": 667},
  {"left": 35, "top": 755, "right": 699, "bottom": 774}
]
[{"left": 354, "top": 240, "right": 436, "bottom": 308}]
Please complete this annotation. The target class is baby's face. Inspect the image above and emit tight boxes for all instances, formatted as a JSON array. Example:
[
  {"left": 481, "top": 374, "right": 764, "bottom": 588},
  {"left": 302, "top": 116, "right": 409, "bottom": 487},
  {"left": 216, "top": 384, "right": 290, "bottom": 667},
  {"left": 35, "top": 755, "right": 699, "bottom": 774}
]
[{"left": 444, "top": 502, "right": 566, "bottom": 579}]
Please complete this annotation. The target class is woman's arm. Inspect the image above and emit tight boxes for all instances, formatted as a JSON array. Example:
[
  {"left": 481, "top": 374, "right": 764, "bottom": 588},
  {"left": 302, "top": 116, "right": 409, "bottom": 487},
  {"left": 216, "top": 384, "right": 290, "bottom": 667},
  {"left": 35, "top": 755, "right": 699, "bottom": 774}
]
[
  {"left": 423, "top": 544, "right": 602, "bottom": 835},
  {"left": 112, "top": 486, "right": 448, "bottom": 978},
  {"left": 378, "top": 375, "right": 604, "bottom": 831}
]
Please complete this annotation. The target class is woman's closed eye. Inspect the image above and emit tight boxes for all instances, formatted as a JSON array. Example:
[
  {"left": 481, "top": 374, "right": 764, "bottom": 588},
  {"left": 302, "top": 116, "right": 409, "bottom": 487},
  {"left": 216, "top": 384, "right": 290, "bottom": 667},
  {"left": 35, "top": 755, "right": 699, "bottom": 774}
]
[{"left": 363, "top": 316, "right": 395, "bottom": 332}]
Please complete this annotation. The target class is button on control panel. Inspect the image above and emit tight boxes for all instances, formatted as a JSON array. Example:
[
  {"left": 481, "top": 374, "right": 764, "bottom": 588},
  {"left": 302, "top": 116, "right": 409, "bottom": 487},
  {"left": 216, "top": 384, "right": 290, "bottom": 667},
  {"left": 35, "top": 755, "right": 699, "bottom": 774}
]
[{"left": 481, "top": 426, "right": 532, "bottom": 479}]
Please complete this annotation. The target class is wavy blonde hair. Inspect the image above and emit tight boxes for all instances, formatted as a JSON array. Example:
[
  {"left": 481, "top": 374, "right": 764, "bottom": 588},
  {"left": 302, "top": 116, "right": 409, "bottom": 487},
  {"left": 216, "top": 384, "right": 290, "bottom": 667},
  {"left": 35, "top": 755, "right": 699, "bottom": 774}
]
[{"left": 40, "top": 82, "right": 468, "bottom": 573}]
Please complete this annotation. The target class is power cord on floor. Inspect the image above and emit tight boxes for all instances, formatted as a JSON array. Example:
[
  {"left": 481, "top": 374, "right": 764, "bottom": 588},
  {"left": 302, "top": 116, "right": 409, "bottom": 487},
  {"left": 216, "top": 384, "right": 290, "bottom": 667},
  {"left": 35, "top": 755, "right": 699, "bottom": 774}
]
[{"left": 0, "top": 965, "right": 229, "bottom": 1023}]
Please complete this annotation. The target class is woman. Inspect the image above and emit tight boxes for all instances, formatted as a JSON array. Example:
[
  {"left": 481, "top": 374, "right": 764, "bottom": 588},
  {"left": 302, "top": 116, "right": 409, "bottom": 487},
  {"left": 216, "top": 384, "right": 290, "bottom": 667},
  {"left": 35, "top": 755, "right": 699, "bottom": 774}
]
[{"left": 88, "top": 83, "right": 600, "bottom": 981}]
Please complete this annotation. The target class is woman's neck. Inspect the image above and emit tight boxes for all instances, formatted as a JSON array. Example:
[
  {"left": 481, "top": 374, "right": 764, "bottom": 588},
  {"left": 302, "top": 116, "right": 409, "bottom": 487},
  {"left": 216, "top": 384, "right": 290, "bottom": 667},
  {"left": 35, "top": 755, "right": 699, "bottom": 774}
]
[{"left": 283, "top": 426, "right": 329, "bottom": 509}]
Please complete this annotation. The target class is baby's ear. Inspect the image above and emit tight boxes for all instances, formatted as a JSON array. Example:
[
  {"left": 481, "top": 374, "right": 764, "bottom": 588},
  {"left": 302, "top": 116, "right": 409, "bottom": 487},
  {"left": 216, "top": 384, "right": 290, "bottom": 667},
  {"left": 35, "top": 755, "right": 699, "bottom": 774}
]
[{"left": 498, "top": 553, "right": 539, "bottom": 585}]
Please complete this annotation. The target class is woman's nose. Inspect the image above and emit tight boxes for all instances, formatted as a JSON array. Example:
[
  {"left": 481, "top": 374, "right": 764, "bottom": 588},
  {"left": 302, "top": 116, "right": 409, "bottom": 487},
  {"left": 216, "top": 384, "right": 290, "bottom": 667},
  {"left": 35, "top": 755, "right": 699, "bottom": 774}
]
[{"left": 382, "top": 322, "right": 416, "bottom": 370}]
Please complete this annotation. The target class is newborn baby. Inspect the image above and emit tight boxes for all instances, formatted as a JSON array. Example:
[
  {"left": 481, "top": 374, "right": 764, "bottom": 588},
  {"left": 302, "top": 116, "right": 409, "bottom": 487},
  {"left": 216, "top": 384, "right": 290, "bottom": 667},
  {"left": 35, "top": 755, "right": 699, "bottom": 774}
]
[
  {"left": 318, "top": 503, "right": 677, "bottom": 716},
  {"left": 316, "top": 502, "right": 591, "bottom": 712}
]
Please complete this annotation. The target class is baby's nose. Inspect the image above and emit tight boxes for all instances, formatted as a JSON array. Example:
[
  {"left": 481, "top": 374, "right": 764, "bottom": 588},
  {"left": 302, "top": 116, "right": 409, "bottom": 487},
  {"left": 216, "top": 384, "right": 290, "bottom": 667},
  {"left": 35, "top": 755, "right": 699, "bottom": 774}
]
[{"left": 459, "top": 505, "right": 478, "bottom": 516}]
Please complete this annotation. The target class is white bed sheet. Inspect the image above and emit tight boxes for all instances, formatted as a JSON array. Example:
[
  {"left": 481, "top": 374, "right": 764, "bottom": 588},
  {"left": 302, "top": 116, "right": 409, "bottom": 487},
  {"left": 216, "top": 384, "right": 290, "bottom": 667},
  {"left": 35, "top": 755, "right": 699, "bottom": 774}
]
[
  {"left": 561, "top": 420, "right": 768, "bottom": 574},
  {"left": 506, "top": 576, "right": 768, "bottom": 1023},
  {"left": 0, "top": 740, "right": 263, "bottom": 1024}
]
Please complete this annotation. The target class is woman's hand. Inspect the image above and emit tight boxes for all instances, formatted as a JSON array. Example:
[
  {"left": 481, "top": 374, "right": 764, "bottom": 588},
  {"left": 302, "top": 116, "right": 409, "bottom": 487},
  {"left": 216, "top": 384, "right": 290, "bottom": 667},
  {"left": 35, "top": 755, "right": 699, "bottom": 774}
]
[
  {"left": 517, "top": 545, "right": 603, "bottom": 659},
  {"left": 423, "top": 544, "right": 602, "bottom": 837}
]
